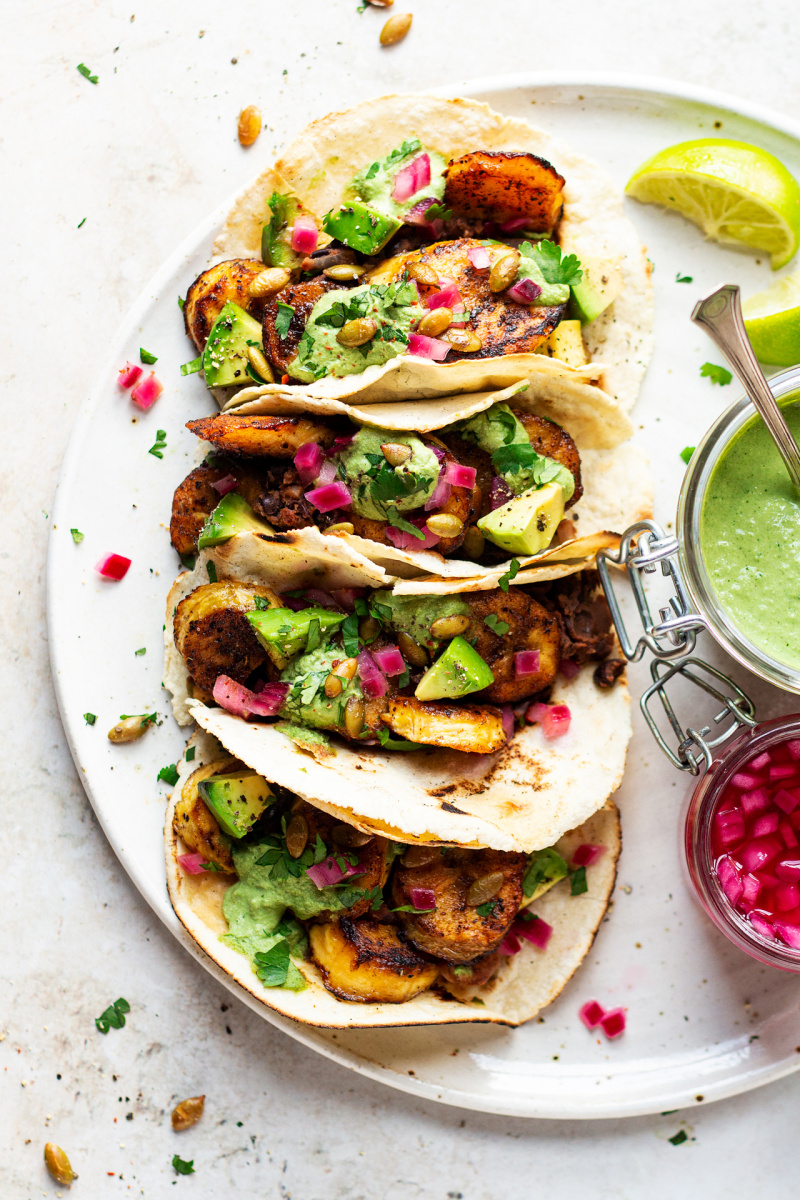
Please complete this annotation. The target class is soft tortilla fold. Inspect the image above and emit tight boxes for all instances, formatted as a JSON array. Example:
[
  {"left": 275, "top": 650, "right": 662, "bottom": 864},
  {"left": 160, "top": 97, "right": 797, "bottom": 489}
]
[
  {"left": 166, "top": 731, "right": 620, "bottom": 1029},
  {"left": 213, "top": 93, "right": 652, "bottom": 412}
]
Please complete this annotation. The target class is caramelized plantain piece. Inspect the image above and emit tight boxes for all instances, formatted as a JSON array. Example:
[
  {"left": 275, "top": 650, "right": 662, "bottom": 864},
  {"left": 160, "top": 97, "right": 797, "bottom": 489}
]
[
  {"left": 184, "top": 259, "right": 269, "bottom": 351},
  {"left": 397, "top": 239, "right": 565, "bottom": 358},
  {"left": 443, "top": 151, "right": 565, "bottom": 232},
  {"left": 170, "top": 461, "right": 242, "bottom": 559},
  {"left": 465, "top": 587, "right": 561, "bottom": 703},
  {"left": 173, "top": 758, "right": 239, "bottom": 873},
  {"left": 381, "top": 696, "right": 507, "bottom": 754},
  {"left": 263, "top": 277, "right": 341, "bottom": 376},
  {"left": 393, "top": 847, "right": 526, "bottom": 963},
  {"left": 187, "top": 413, "right": 338, "bottom": 459},
  {"left": 515, "top": 412, "right": 583, "bottom": 509},
  {"left": 174, "top": 581, "right": 281, "bottom": 693},
  {"left": 309, "top": 917, "right": 439, "bottom": 1002}
]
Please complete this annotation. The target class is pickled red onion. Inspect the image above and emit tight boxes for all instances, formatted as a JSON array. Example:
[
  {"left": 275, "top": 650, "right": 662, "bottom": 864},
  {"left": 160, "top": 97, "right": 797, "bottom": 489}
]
[
  {"left": 467, "top": 246, "right": 490, "bottom": 270},
  {"left": 409, "top": 887, "right": 436, "bottom": 911},
  {"left": 506, "top": 277, "right": 543, "bottom": 305},
  {"left": 514, "top": 914, "right": 552, "bottom": 949},
  {"left": 294, "top": 441, "right": 325, "bottom": 485},
  {"left": 579, "top": 999, "right": 605, "bottom": 1029},
  {"left": 211, "top": 474, "right": 238, "bottom": 496},
  {"left": 444, "top": 461, "right": 476, "bottom": 489},
  {"left": 408, "top": 333, "right": 450, "bottom": 360},
  {"left": 571, "top": 844, "right": 606, "bottom": 868},
  {"left": 600, "top": 1008, "right": 626, "bottom": 1039},
  {"left": 560, "top": 658, "right": 580, "bottom": 680},
  {"left": 118, "top": 361, "right": 143, "bottom": 389},
  {"left": 514, "top": 651, "right": 541, "bottom": 678},
  {"left": 357, "top": 649, "right": 388, "bottom": 699},
  {"left": 304, "top": 481, "right": 352, "bottom": 512},
  {"left": 130, "top": 372, "right": 163, "bottom": 410},
  {"left": 96, "top": 553, "right": 131, "bottom": 581},
  {"left": 372, "top": 645, "right": 405, "bottom": 676},
  {"left": 177, "top": 853, "right": 206, "bottom": 876},
  {"left": 392, "top": 153, "right": 431, "bottom": 202},
  {"left": 489, "top": 476, "right": 513, "bottom": 510},
  {"left": 426, "top": 281, "right": 461, "bottom": 310},
  {"left": 291, "top": 215, "right": 318, "bottom": 254},
  {"left": 306, "top": 856, "right": 361, "bottom": 889}
]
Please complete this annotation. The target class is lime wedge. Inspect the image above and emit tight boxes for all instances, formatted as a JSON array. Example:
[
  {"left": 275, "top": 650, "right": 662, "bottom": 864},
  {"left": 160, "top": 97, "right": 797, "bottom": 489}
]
[
  {"left": 743, "top": 274, "right": 800, "bottom": 364},
  {"left": 626, "top": 139, "right": 800, "bottom": 269}
]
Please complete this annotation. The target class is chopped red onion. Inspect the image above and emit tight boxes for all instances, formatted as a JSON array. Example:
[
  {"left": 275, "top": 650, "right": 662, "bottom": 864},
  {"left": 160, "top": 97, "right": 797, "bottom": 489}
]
[
  {"left": 499, "top": 216, "right": 532, "bottom": 232},
  {"left": 571, "top": 843, "right": 606, "bottom": 868},
  {"left": 526, "top": 702, "right": 571, "bottom": 739},
  {"left": 424, "top": 462, "right": 452, "bottom": 511},
  {"left": 409, "top": 887, "right": 436, "bottom": 911},
  {"left": 118, "top": 361, "right": 143, "bottom": 389},
  {"left": 212, "top": 675, "right": 288, "bottom": 719},
  {"left": 130, "top": 371, "right": 163, "bottom": 410},
  {"left": 717, "top": 855, "right": 743, "bottom": 905},
  {"left": 771, "top": 764, "right": 795, "bottom": 782},
  {"left": 177, "top": 853, "right": 206, "bottom": 876},
  {"left": 501, "top": 705, "right": 515, "bottom": 741},
  {"left": 739, "top": 835, "right": 783, "bottom": 874},
  {"left": 788, "top": 740, "right": 800, "bottom": 760},
  {"left": 467, "top": 246, "right": 490, "bottom": 270},
  {"left": 774, "top": 788, "right": 799, "bottom": 814},
  {"left": 775, "top": 857, "right": 800, "bottom": 881},
  {"left": 714, "top": 808, "right": 745, "bottom": 847},
  {"left": 450, "top": 305, "right": 468, "bottom": 327},
  {"left": 599, "top": 1007, "right": 626, "bottom": 1039},
  {"left": 731, "top": 771, "right": 761, "bottom": 789},
  {"left": 408, "top": 332, "right": 450, "bottom": 361},
  {"left": 357, "top": 649, "right": 388, "bottom": 698},
  {"left": 95, "top": 553, "right": 131, "bottom": 581},
  {"left": 514, "top": 650, "right": 541, "bottom": 678},
  {"left": 211, "top": 474, "right": 238, "bottom": 496},
  {"left": 506, "top": 277, "right": 543, "bottom": 305},
  {"left": 579, "top": 999, "right": 606, "bottom": 1029},
  {"left": 740, "top": 787, "right": 770, "bottom": 814},
  {"left": 392, "top": 153, "right": 431, "bottom": 202},
  {"left": 774, "top": 919, "right": 800, "bottom": 948},
  {"left": 301, "top": 588, "right": 338, "bottom": 609},
  {"left": 514, "top": 915, "right": 552, "bottom": 949},
  {"left": 772, "top": 881, "right": 800, "bottom": 911},
  {"left": 294, "top": 441, "right": 325, "bottom": 485},
  {"left": 316, "top": 459, "right": 338, "bottom": 486},
  {"left": 780, "top": 820, "right": 799, "bottom": 849},
  {"left": 426, "top": 280, "right": 461, "bottom": 310},
  {"left": 372, "top": 645, "right": 406, "bottom": 676},
  {"left": 750, "top": 913, "right": 776, "bottom": 940},
  {"left": 489, "top": 476, "right": 513, "bottom": 510},
  {"left": 404, "top": 197, "right": 437, "bottom": 226},
  {"left": 330, "top": 587, "right": 364, "bottom": 611},
  {"left": 444, "top": 461, "right": 476, "bottom": 489},
  {"left": 306, "top": 855, "right": 361, "bottom": 889},
  {"left": 329, "top": 434, "right": 355, "bottom": 453},
  {"left": 429, "top": 443, "right": 446, "bottom": 463},
  {"left": 750, "top": 751, "right": 772, "bottom": 769},
  {"left": 738, "top": 873, "right": 762, "bottom": 910},
  {"left": 290, "top": 215, "right": 318, "bottom": 254},
  {"left": 498, "top": 931, "right": 521, "bottom": 957},
  {"left": 305, "top": 481, "right": 353, "bottom": 512},
  {"left": 560, "top": 658, "right": 580, "bottom": 680},
  {"left": 752, "top": 812, "right": 780, "bottom": 838}
]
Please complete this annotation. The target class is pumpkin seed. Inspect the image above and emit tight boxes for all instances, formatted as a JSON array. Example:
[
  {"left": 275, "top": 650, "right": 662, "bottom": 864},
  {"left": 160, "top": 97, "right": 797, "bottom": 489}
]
[
  {"left": 237, "top": 105, "right": 262, "bottom": 147},
  {"left": 417, "top": 307, "right": 452, "bottom": 337},
  {"left": 249, "top": 267, "right": 291, "bottom": 298},
  {"left": 247, "top": 344, "right": 275, "bottom": 382},
  {"left": 402, "top": 844, "right": 441, "bottom": 868},
  {"left": 334, "top": 656, "right": 359, "bottom": 681},
  {"left": 325, "top": 522, "right": 355, "bottom": 536},
  {"left": 107, "top": 715, "right": 152, "bottom": 744},
  {"left": 323, "top": 264, "right": 366, "bottom": 282},
  {"left": 430, "top": 614, "right": 470, "bottom": 639},
  {"left": 397, "top": 632, "right": 428, "bottom": 667},
  {"left": 462, "top": 525, "right": 485, "bottom": 559},
  {"left": 44, "top": 1144, "right": 75, "bottom": 1187},
  {"left": 444, "top": 329, "right": 483, "bottom": 353},
  {"left": 344, "top": 696, "right": 365, "bottom": 738},
  {"left": 406, "top": 260, "right": 439, "bottom": 286},
  {"left": 379, "top": 12, "right": 412, "bottom": 44},
  {"left": 337, "top": 317, "right": 377, "bottom": 347},
  {"left": 324, "top": 673, "right": 343, "bottom": 699},
  {"left": 467, "top": 871, "right": 505, "bottom": 907},
  {"left": 171, "top": 1095, "right": 205, "bottom": 1131},
  {"left": 489, "top": 250, "right": 520, "bottom": 293},
  {"left": 380, "top": 441, "right": 412, "bottom": 466},
  {"left": 285, "top": 814, "right": 309, "bottom": 859},
  {"left": 331, "top": 823, "right": 373, "bottom": 848},
  {"left": 425, "top": 512, "right": 465, "bottom": 538},
  {"left": 359, "top": 615, "right": 380, "bottom": 641}
]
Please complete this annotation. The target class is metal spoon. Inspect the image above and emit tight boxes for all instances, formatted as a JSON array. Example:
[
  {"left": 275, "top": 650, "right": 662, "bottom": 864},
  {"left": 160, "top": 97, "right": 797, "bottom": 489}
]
[{"left": 692, "top": 283, "right": 800, "bottom": 493}]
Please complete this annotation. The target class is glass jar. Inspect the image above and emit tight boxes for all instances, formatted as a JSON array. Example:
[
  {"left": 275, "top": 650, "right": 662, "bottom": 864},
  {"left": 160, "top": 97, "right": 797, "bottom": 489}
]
[
  {"left": 677, "top": 364, "right": 800, "bottom": 694},
  {"left": 685, "top": 712, "right": 800, "bottom": 972}
]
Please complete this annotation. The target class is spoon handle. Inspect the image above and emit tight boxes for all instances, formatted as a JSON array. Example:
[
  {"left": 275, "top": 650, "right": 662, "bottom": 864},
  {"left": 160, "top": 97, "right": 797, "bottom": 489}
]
[{"left": 692, "top": 284, "right": 800, "bottom": 493}]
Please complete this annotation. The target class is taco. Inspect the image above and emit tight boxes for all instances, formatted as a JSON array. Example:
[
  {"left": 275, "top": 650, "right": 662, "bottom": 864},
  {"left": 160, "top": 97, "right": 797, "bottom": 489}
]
[
  {"left": 171, "top": 382, "right": 650, "bottom": 584},
  {"left": 180, "top": 94, "right": 652, "bottom": 412},
  {"left": 166, "top": 730, "right": 620, "bottom": 1028},
  {"left": 164, "top": 540, "right": 630, "bottom": 851}
]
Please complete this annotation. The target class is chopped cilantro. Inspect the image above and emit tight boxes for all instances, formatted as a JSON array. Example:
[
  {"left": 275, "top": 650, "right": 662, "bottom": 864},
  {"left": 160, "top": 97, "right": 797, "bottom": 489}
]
[
  {"left": 497, "top": 558, "right": 520, "bottom": 593},
  {"left": 83, "top": 712, "right": 97, "bottom": 725},
  {"left": 520, "top": 239, "right": 582, "bottom": 286},
  {"left": 275, "top": 302, "right": 295, "bottom": 339},
  {"left": 476, "top": 900, "right": 498, "bottom": 917},
  {"left": 523, "top": 848, "right": 568, "bottom": 898},
  {"left": 668, "top": 1130, "right": 688, "bottom": 1146},
  {"left": 392, "top": 902, "right": 435, "bottom": 913},
  {"left": 134, "top": 647, "right": 146, "bottom": 656},
  {"left": 95, "top": 997, "right": 130, "bottom": 1034},
  {"left": 341, "top": 612, "right": 361, "bottom": 657},
  {"left": 77, "top": 217, "right": 86, "bottom": 229},
  {"left": 158, "top": 763, "right": 179, "bottom": 786},
  {"left": 140, "top": 348, "right": 158, "bottom": 365},
  {"left": 178, "top": 296, "right": 185, "bottom": 311},
  {"left": 376, "top": 728, "right": 428, "bottom": 751},
  {"left": 77, "top": 62, "right": 98, "bottom": 84},
  {"left": 200, "top": 861, "right": 225, "bottom": 872},
  {"left": 70, "top": 528, "right": 85, "bottom": 544},
  {"left": 700, "top": 362, "right": 732, "bottom": 386},
  {"left": 206, "top": 561, "right": 217, "bottom": 583},
  {"left": 148, "top": 429, "right": 167, "bottom": 458},
  {"left": 676, "top": 272, "right": 693, "bottom": 283},
  {"left": 484, "top": 614, "right": 510, "bottom": 636},
  {"left": 180, "top": 356, "right": 203, "bottom": 376},
  {"left": 254, "top": 938, "right": 307, "bottom": 990},
  {"left": 185, "top": 746, "right": 196, "bottom": 762},
  {"left": 120, "top": 711, "right": 159, "bottom": 728},
  {"left": 680, "top": 446, "right": 695, "bottom": 465},
  {"left": 180, "top": 553, "right": 196, "bottom": 571},
  {"left": 172, "top": 1155, "right": 195, "bottom": 1175},
  {"left": 253, "top": 596, "right": 272, "bottom": 610},
  {"left": 385, "top": 506, "right": 426, "bottom": 541},
  {"left": 452, "top": 965, "right": 473, "bottom": 979},
  {"left": 305, "top": 617, "right": 322, "bottom": 654},
  {"left": 570, "top": 865, "right": 588, "bottom": 895}
]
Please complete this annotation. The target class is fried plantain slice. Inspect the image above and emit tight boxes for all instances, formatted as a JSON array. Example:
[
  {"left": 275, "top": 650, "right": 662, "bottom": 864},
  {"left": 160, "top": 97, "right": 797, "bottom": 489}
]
[
  {"left": 309, "top": 917, "right": 439, "bottom": 1003},
  {"left": 381, "top": 696, "right": 507, "bottom": 754},
  {"left": 516, "top": 412, "right": 583, "bottom": 508},
  {"left": 464, "top": 587, "right": 561, "bottom": 703},
  {"left": 187, "top": 413, "right": 338, "bottom": 458},
  {"left": 173, "top": 758, "right": 240, "bottom": 873},
  {"left": 184, "top": 259, "right": 269, "bottom": 351},
  {"left": 443, "top": 151, "right": 565, "bottom": 232},
  {"left": 174, "top": 581, "right": 281, "bottom": 694},
  {"left": 263, "top": 277, "right": 341, "bottom": 376},
  {"left": 170, "top": 461, "right": 241, "bottom": 560}
]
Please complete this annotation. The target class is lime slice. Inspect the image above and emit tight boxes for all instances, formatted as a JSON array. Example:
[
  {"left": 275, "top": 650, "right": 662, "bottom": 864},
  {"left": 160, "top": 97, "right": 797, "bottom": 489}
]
[
  {"left": 743, "top": 274, "right": 800, "bottom": 364},
  {"left": 626, "top": 139, "right": 800, "bottom": 269}
]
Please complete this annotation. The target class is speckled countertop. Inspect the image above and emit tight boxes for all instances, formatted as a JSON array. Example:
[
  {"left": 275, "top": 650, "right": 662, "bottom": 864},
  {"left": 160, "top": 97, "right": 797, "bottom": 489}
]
[{"left": 5, "top": 1, "right": 800, "bottom": 1195}]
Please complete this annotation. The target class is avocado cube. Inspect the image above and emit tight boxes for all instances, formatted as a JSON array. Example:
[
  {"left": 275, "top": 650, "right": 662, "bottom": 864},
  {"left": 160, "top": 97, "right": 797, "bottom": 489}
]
[
  {"left": 477, "top": 482, "right": 565, "bottom": 556},
  {"left": 541, "top": 320, "right": 588, "bottom": 368},
  {"left": 414, "top": 636, "right": 494, "bottom": 702},
  {"left": 322, "top": 203, "right": 401, "bottom": 256},
  {"left": 198, "top": 771, "right": 273, "bottom": 839},
  {"left": 567, "top": 256, "right": 623, "bottom": 325},
  {"left": 201, "top": 302, "right": 265, "bottom": 387},
  {"left": 247, "top": 606, "right": 346, "bottom": 670},
  {"left": 198, "top": 494, "right": 271, "bottom": 550}
]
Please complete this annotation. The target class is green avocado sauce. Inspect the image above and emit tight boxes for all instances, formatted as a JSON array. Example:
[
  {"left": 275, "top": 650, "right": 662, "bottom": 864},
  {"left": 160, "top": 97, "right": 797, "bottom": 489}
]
[
  {"left": 338, "top": 426, "right": 439, "bottom": 520},
  {"left": 278, "top": 643, "right": 364, "bottom": 733},
  {"left": 347, "top": 138, "right": 447, "bottom": 221},
  {"left": 700, "top": 397, "right": 800, "bottom": 667},
  {"left": 373, "top": 589, "right": 470, "bottom": 652}
]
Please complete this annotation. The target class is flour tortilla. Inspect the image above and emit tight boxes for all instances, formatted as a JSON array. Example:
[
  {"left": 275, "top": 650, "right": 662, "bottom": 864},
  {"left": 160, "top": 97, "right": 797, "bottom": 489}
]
[
  {"left": 213, "top": 93, "right": 652, "bottom": 412},
  {"left": 165, "top": 730, "right": 620, "bottom": 1029}
]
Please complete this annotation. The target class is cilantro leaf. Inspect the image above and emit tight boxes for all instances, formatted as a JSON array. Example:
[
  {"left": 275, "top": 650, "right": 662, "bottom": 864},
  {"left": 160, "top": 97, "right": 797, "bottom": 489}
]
[
  {"left": 497, "top": 558, "right": 520, "bottom": 593},
  {"left": 341, "top": 613, "right": 361, "bottom": 657},
  {"left": 180, "top": 355, "right": 203, "bottom": 376},
  {"left": 520, "top": 239, "right": 582, "bottom": 286},
  {"left": 676, "top": 272, "right": 693, "bottom": 283},
  {"left": 77, "top": 62, "right": 98, "bottom": 84},
  {"left": 158, "top": 763, "right": 179, "bottom": 786},
  {"left": 95, "top": 997, "right": 130, "bottom": 1034},
  {"left": 476, "top": 900, "right": 498, "bottom": 917},
  {"left": 70, "top": 528, "right": 84, "bottom": 543},
  {"left": 134, "top": 647, "right": 146, "bottom": 656},
  {"left": 140, "top": 348, "right": 158, "bottom": 365},
  {"left": 185, "top": 746, "right": 196, "bottom": 762},
  {"left": 305, "top": 617, "right": 322, "bottom": 654},
  {"left": 178, "top": 296, "right": 185, "bottom": 311},
  {"left": 255, "top": 939, "right": 291, "bottom": 987},
  {"left": 700, "top": 362, "right": 732, "bottom": 386},
  {"left": 668, "top": 1130, "right": 688, "bottom": 1146},
  {"left": 484, "top": 614, "right": 510, "bottom": 636},
  {"left": 680, "top": 446, "right": 695, "bottom": 465},
  {"left": 206, "top": 561, "right": 217, "bottom": 583},
  {"left": 83, "top": 712, "right": 97, "bottom": 725},
  {"left": 523, "top": 848, "right": 569, "bottom": 898},
  {"left": 386, "top": 507, "right": 426, "bottom": 541},
  {"left": 172, "top": 1155, "right": 195, "bottom": 1175},
  {"left": 275, "top": 302, "right": 295, "bottom": 340},
  {"left": 148, "top": 429, "right": 167, "bottom": 459},
  {"left": 570, "top": 865, "right": 588, "bottom": 895}
]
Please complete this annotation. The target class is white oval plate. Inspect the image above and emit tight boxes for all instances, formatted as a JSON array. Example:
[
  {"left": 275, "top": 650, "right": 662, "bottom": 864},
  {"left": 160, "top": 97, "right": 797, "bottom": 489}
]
[{"left": 48, "top": 74, "right": 800, "bottom": 1119}]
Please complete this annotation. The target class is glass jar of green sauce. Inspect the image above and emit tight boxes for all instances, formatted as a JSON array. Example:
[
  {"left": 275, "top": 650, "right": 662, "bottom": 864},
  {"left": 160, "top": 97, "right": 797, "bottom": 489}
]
[{"left": 679, "top": 364, "right": 800, "bottom": 693}]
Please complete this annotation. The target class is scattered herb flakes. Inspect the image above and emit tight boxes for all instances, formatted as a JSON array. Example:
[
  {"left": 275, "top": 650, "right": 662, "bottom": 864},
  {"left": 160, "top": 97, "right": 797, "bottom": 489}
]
[
  {"left": 148, "top": 429, "right": 168, "bottom": 458},
  {"left": 180, "top": 355, "right": 203, "bottom": 376},
  {"left": 206, "top": 561, "right": 217, "bottom": 583},
  {"left": 83, "top": 712, "right": 97, "bottom": 726},
  {"left": 200, "top": 861, "right": 225, "bottom": 872},
  {"left": 668, "top": 1130, "right": 689, "bottom": 1146},
  {"left": 484, "top": 613, "right": 510, "bottom": 636},
  {"left": 77, "top": 62, "right": 98, "bottom": 84},
  {"left": 77, "top": 217, "right": 86, "bottom": 229},
  {"left": 570, "top": 866, "right": 588, "bottom": 895},
  {"left": 275, "top": 302, "right": 295, "bottom": 339},
  {"left": 70, "top": 528, "right": 85, "bottom": 543},
  {"left": 95, "top": 997, "right": 130, "bottom": 1034},
  {"left": 178, "top": 296, "right": 185, "bottom": 311},
  {"left": 476, "top": 900, "right": 498, "bottom": 917},
  {"left": 158, "top": 763, "right": 180, "bottom": 786},
  {"left": 497, "top": 557, "right": 520, "bottom": 593},
  {"left": 185, "top": 746, "right": 196, "bottom": 762},
  {"left": 180, "top": 553, "right": 197, "bottom": 571},
  {"left": 134, "top": 647, "right": 146, "bottom": 657},
  {"left": 140, "top": 348, "right": 158, "bottom": 365},
  {"left": 172, "top": 1155, "right": 195, "bottom": 1176},
  {"left": 675, "top": 272, "right": 693, "bottom": 283},
  {"left": 700, "top": 362, "right": 732, "bottom": 386},
  {"left": 121, "top": 711, "right": 160, "bottom": 729},
  {"left": 680, "top": 446, "right": 695, "bottom": 465}
]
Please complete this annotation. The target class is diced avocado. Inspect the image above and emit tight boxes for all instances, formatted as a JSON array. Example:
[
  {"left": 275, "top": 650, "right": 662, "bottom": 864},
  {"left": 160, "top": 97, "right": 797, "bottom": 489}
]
[
  {"left": 522, "top": 847, "right": 569, "bottom": 901},
  {"left": 477, "top": 482, "right": 565, "bottom": 556},
  {"left": 198, "top": 771, "right": 274, "bottom": 839},
  {"left": 201, "top": 302, "right": 264, "bottom": 387},
  {"left": 414, "top": 636, "right": 494, "bottom": 701},
  {"left": 322, "top": 202, "right": 401, "bottom": 256},
  {"left": 261, "top": 191, "right": 314, "bottom": 271},
  {"left": 568, "top": 255, "right": 623, "bottom": 325},
  {"left": 247, "top": 606, "right": 346, "bottom": 671},
  {"left": 198, "top": 494, "right": 271, "bottom": 549},
  {"left": 541, "top": 319, "right": 588, "bottom": 368}
]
